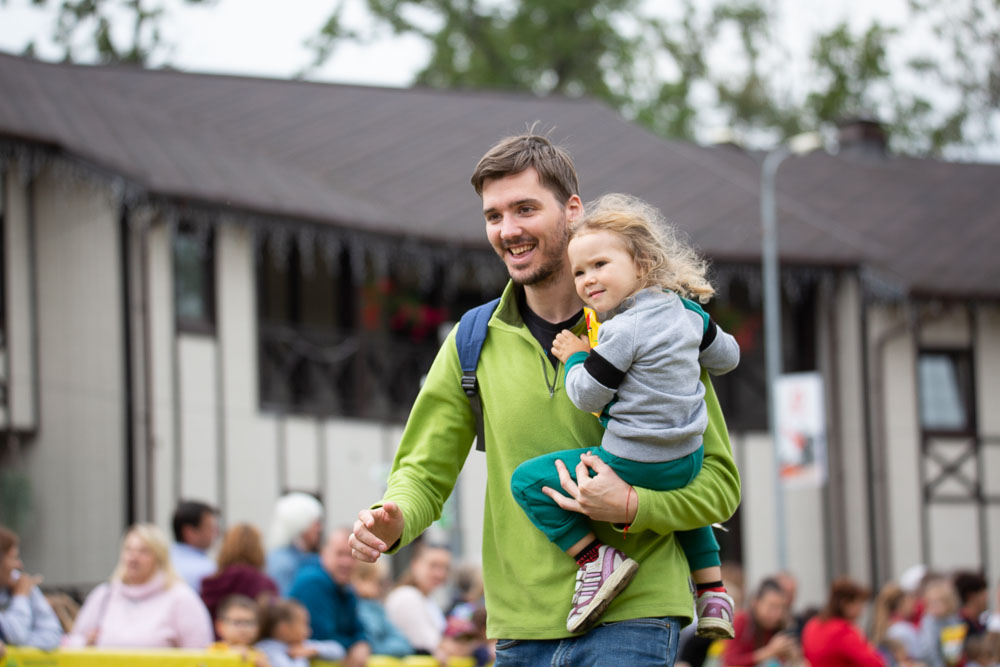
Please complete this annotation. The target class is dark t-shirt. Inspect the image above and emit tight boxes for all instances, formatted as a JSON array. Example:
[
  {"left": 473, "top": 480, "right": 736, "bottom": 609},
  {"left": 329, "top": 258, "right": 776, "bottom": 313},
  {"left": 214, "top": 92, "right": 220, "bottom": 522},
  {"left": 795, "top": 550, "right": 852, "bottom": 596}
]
[{"left": 517, "top": 291, "right": 582, "bottom": 368}]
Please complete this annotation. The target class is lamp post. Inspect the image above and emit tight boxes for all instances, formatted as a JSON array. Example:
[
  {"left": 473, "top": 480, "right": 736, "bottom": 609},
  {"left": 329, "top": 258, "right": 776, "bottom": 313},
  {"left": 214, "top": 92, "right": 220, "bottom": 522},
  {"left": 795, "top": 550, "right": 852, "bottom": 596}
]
[{"left": 761, "top": 131, "right": 822, "bottom": 571}]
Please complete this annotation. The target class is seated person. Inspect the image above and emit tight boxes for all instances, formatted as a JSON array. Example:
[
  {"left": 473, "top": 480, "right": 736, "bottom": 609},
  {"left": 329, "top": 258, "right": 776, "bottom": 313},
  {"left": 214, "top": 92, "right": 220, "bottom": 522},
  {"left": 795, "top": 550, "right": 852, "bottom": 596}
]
[
  {"left": 66, "top": 523, "right": 213, "bottom": 648},
  {"left": 256, "top": 599, "right": 345, "bottom": 667},
  {"left": 0, "top": 525, "right": 62, "bottom": 651},
  {"left": 169, "top": 500, "right": 219, "bottom": 593},
  {"left": 209, "top": 595, "right": 270, "bottom": 667},
  {"left": 201, "top": 523, "right": 278, "bottom": 622},
  {"left": 351, "top": 561, "right": 413, "bottom": 657}
]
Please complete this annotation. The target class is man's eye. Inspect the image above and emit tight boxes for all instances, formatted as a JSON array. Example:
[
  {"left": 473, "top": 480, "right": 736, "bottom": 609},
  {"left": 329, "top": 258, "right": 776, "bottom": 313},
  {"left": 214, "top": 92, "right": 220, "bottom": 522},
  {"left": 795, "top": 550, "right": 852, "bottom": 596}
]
[{"left": 518, "top": 206, "right": 534, "bottom": 214}]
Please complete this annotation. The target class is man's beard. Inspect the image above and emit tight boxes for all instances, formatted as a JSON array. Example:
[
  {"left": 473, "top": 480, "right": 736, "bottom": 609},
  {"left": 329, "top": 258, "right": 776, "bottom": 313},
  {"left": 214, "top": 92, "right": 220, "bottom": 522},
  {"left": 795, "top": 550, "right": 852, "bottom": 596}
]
[{"left": 506, "top": 217, "right": 569, "bottom": 287}]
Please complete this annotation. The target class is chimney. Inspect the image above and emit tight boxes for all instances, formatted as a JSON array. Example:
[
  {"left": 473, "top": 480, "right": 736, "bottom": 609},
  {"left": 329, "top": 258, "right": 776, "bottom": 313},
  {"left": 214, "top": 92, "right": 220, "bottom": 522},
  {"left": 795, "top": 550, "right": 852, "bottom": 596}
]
[{"left": 837, "top": 117, "right": 888, "bottom": 157}]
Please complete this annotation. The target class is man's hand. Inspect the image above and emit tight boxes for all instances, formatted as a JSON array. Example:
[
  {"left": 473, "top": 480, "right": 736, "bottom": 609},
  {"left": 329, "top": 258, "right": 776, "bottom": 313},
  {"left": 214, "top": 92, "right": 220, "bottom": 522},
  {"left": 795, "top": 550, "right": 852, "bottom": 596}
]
[
  {"left": 541, "top": 452, "right": 637, "bottom": 524},
  {"left": 12, "top": 572, "right": 42, "bottom": 597},
  {"left": 350, "top": 501, "right": 404, "bottom": 562},
  {"left": 551, "top": 329, "right": 590, "bottom": 364}
]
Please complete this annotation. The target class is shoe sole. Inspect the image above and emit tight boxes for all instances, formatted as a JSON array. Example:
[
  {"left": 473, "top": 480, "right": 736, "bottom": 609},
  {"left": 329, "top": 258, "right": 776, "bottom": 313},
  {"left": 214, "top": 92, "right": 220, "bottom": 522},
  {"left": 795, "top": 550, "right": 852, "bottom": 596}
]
[
  {"left": 566, "top": 558, "right": 639, "bottom": 634},
  {"left": 696, "top": 617, "right": 735, "bottom": 639}
]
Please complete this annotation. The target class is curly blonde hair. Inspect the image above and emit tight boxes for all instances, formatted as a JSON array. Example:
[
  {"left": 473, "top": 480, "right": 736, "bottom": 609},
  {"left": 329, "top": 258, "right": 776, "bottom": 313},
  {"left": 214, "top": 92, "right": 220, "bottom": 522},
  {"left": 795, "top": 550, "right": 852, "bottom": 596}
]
[{"left": 571, "top": 193, "right": 714, "bottom": 303}]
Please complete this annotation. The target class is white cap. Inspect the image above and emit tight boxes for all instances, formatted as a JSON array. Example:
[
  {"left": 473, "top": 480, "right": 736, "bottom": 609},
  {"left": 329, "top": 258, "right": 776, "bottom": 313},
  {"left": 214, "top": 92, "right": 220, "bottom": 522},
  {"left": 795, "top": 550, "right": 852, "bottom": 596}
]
[
  {"left": 267, "top": 492, "right": 324, "bottom": 551},
  {"left": 900, "top": 564, "right": 927, "bottom": 593}
]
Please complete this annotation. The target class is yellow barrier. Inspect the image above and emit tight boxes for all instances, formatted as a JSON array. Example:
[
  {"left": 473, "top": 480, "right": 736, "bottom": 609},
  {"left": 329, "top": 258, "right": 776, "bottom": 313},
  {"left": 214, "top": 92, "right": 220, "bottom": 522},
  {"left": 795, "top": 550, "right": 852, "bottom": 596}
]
[{"left": 1, "top": 648, "right": 479, "bottom": 667}]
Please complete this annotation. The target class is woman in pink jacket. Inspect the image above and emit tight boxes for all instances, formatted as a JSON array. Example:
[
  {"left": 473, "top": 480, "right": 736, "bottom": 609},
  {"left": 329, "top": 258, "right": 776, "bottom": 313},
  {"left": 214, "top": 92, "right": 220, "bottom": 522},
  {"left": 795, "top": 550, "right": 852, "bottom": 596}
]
[{"left": 66, "top": 523, "right": 213, "bottom": 648}]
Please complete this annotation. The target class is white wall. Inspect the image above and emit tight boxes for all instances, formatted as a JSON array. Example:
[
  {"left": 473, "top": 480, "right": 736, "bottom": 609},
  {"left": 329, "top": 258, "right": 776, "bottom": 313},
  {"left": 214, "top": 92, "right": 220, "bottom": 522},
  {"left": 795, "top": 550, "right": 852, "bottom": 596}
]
[
  {"left": 3, "top": 168, "right": 37, "bottom": 431},
  {"left": 976, "top": 305, "right": 1000, "bottom": 585},
  {"left": 20, "top": 167, "right": 126, "bottom": 586}
]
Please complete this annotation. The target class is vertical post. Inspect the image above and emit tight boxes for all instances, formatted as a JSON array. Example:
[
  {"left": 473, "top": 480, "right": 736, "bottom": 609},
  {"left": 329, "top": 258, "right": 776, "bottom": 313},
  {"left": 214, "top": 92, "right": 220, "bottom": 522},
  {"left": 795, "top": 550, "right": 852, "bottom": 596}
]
[{"left": 761, "top": 146, "right": 790, "bottom": 571}]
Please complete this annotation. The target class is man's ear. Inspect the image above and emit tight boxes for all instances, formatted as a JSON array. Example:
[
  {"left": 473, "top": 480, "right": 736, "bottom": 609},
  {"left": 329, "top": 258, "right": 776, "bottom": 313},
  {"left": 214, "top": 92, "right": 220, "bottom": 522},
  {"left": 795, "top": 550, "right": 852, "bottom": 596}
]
[{"left": 565, "top": 194, "right": 584, "bottom": 223}]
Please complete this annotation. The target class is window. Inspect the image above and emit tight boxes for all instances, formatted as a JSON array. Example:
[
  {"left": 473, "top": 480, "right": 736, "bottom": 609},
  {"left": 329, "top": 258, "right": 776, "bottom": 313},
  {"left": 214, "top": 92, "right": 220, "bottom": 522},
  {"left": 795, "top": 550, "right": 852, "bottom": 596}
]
[
  {"left": 173, "top": 223, "right": 215, "bottom": 333},
  {"left": 918, "top": 350, "right": 974, "bottom": 432}
]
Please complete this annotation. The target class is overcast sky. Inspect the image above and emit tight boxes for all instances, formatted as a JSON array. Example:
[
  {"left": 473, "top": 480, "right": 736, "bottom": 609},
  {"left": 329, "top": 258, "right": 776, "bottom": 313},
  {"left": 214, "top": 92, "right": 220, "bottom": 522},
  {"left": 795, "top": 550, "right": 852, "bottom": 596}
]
[{"left": 0, "top": 0, "right": 911, "bottom": 85}]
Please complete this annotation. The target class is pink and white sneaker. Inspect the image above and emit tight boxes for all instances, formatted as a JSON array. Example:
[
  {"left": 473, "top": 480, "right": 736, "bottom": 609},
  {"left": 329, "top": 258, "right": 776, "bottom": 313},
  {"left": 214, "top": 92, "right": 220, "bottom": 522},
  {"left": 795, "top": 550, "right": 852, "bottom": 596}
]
[
  {"left": 566, "top": 545, "right": 639, "bottom": 634},
  {"left": 696, "top": 590, "right": 736, "bottom": 639}
]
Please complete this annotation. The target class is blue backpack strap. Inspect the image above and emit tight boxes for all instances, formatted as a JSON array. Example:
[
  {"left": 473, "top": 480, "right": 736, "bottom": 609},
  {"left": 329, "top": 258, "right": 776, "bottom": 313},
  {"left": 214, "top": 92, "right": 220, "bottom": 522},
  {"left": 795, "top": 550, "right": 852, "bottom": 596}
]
[
  {"left": 679, "top": 296, "right": 718, "bottom": 352},
  {"left": 456, "top": 297, "right": 501, "bottom": 452}
]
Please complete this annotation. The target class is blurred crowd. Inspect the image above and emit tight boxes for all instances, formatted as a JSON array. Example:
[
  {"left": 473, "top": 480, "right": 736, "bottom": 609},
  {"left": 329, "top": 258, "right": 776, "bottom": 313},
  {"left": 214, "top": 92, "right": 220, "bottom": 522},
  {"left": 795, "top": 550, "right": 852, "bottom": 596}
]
[
  {"left": 677, "top": 563, "right": 1000, "bottom": 667},
  {"left": 0, "top": 493, "right": 493, "bottom": 667},
  {"left": 2, "top": 495, "right": 999, "bottom": 667}
]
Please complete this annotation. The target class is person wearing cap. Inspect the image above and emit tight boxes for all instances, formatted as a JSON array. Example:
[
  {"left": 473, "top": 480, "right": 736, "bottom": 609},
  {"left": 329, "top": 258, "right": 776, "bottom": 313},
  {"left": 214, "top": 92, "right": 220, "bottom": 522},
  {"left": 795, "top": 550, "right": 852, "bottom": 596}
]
[{"left": 266, "top": 492, "right": 324, "bottom": 596}]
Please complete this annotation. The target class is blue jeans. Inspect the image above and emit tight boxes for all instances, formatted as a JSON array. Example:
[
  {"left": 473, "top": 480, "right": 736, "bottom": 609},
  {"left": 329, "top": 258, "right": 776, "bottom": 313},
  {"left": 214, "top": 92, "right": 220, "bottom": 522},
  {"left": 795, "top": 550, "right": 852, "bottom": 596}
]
[{"left": 493, "top": 616, "right": 681, "bottom": 666}]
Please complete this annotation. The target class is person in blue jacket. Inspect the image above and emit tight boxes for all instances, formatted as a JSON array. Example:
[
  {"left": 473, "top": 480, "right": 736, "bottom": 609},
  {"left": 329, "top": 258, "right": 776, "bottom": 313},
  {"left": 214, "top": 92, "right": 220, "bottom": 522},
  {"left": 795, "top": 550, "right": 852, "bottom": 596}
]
[
  {"left": 0, "top": 525, "right": 62, "bottom": 652},
  {"left": 289, "top": 528, "right": 371, "bottom": 667}
]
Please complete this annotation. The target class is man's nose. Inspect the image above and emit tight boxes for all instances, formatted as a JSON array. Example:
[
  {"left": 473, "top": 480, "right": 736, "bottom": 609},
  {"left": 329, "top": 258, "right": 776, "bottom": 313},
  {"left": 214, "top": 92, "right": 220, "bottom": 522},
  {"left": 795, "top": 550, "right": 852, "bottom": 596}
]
[{"left": 498, "top": 214, "right": 522, "bottom": 239}]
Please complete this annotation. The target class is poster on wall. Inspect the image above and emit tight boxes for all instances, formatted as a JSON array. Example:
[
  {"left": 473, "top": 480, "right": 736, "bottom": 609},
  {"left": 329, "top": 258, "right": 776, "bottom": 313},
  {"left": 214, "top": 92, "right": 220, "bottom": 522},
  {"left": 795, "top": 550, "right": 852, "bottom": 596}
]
[{"left": 776, "top": 371, "right": 827, "bottom": 488}]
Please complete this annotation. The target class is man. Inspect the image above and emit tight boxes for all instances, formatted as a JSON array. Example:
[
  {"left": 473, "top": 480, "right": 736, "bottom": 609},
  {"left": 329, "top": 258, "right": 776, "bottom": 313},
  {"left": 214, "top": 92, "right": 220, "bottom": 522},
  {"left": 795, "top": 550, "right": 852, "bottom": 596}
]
[
  {"left": 266, "top": 491, "right": 324, "bottom": 595},
  {"left": 723, "top": 578, "right": 801, "bottom": 667},
  {"left": 289, "top": 529, "right": 371, "bottom": 667},
  {"left": 953, "top": 571, "right": 988, "bottom": 637},
  {"left": 350, "top": 132, "right": 741, "bottom": 665},
  {"left": 170, "top": 500, "right": 219, "bottom": 593}
]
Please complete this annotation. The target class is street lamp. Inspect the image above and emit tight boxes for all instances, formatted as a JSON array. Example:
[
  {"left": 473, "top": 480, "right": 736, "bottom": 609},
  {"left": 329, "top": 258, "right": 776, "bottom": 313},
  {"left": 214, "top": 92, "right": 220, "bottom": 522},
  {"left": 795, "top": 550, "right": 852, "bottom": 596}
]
[{"left": 761, "top": 131, "right": 823, "bottom": 571}]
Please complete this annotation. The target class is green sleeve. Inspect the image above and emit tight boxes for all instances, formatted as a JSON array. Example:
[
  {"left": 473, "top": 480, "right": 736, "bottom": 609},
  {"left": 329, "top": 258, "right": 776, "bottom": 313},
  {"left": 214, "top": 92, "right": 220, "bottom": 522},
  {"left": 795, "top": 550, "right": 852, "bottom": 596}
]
[
  {"left": 378, "top": 325, "right": 477, "bottom": 551},
  {"left": 628, "top": 368, "right": 741, "bottom": 534}
]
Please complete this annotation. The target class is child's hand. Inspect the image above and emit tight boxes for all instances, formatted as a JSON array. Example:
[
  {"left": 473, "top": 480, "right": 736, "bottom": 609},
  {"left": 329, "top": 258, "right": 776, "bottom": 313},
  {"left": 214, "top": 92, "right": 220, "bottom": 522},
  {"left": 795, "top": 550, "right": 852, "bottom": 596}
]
[
  {"left": 551, "top": 329, "right": 591, "bottom": 363},
  {"left": 288, "top": 644, "right": 319, "bottom": 659}
]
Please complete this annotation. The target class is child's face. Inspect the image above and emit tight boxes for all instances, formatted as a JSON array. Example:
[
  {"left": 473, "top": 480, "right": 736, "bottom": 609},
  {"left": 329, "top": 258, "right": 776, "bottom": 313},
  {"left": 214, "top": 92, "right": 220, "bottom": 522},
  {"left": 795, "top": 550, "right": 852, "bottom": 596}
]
[
  {"left": 216, "top": 606, "right": 260, "bottom": 647},
  {"left": 569, "top": 230, "right": 643, "bottom": 312},
  {"left": 275, "top": 607, "right": 312, "bottom": 645}
]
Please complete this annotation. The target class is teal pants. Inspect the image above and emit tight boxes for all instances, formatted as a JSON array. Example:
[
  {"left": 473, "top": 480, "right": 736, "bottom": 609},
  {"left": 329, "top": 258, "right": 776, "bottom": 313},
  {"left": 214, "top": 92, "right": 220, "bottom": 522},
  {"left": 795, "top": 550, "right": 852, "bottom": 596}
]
[{"left": 510, "top": 445, "right": 720, "bottom": 571}]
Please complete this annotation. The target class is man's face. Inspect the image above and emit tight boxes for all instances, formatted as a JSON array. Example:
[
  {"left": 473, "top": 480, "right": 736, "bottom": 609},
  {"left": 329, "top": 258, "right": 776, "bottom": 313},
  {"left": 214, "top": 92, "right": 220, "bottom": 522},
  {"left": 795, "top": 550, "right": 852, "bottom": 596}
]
[
  {"left": 482, "top": 168, "right": 582, "bottom": 287},
  {"left": 186, "top": 512, "right": 219, "bottom": 551},
  {"left": 321, "top": 530, "right": 356, "bottom": 586},
  {"left": 299, "top": 519, "right": 323, "bottom": 553},
  {"left": 753, "top": 589, "right": 788, "bottom": 631}
]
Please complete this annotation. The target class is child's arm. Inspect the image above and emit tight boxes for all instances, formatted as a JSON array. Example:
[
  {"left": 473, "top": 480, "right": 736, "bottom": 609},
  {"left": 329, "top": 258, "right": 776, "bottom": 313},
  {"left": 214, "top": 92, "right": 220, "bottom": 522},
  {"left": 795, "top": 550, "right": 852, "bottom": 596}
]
[
  {"left": 303, "top": 639, "right": 346, "bottom": 661},
  {"left": 699, "top": 320, "right": 740, "bottom": 375}
]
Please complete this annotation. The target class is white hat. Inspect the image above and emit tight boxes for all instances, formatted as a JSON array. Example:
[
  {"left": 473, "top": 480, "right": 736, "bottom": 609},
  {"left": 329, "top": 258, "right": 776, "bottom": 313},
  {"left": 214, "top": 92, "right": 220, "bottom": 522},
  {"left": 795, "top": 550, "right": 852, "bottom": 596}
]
[
  {"left": 899, "top": 564, "right": 927, "bottom": 593},
  {"left": 267, "top": 492, "right": 324, "bottom": 551}
]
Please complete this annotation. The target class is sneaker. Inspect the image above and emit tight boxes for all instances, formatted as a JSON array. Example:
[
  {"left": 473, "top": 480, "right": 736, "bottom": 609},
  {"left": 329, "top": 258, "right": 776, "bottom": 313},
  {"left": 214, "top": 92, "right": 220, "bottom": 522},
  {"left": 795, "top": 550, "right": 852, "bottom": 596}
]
[
  {"left": 696, "top": 590, "right": 735, "bottom": 639},
  {"left": 566, "top": 545, "right": 639, "bottom": 634}
]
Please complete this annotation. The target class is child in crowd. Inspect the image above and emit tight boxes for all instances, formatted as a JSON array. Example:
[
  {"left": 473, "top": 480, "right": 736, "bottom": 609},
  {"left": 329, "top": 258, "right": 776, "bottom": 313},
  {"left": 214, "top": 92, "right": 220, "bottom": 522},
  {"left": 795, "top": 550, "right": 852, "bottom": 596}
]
[
  {"left": 511, "top": 193, "right": 740, "bottom": 636},
  {"left": 351, "top": 561, "right": 413, "bottom": 657},
  {"left": 255, "top": 599, "right": 345, "bottom": 667},
  {"left": 209, "top": 595, "right": 270, "bottom": 667}
]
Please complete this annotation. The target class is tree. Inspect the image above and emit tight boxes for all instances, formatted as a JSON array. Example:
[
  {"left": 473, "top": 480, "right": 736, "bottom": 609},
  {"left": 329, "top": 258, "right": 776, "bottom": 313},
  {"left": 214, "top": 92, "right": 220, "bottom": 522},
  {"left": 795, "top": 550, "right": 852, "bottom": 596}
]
[
  {"left": 308, "top": 0, "right": 999, "bottom": 159},
  {"left": 8, "top": 0, "right": 213, "bottom": 66}
]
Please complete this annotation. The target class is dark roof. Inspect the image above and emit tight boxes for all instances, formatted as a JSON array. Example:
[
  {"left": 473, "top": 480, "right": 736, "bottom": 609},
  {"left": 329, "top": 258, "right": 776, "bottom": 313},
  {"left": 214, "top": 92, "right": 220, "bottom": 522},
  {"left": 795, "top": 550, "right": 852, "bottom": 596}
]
[{"left": 1, "top": 52, "right": 997, "bottom": 299}]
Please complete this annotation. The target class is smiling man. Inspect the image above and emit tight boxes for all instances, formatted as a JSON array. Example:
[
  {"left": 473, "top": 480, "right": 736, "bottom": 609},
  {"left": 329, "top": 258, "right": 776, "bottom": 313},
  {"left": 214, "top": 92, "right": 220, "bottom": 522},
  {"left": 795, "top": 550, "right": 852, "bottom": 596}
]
[{"left": 350, "top": 132, "right": 741, "bottom": 666}]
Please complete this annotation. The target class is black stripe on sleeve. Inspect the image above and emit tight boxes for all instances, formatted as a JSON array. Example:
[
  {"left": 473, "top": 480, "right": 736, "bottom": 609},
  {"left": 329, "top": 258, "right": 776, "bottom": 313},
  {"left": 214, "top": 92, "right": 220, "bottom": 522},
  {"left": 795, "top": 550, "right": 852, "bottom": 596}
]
[
  {"left": 583, "top": 350, "right": 626, "bottom": 389},
  {"left": 700, "top": 318, "right": 718, "bottom": 352}
]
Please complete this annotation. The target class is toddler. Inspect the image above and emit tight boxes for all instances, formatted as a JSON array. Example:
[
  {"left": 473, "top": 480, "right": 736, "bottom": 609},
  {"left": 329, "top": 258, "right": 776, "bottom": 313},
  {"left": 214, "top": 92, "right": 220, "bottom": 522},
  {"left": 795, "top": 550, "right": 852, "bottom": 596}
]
[
  {"left": 210, "top": 594, "right": 269, "bottom": 667},
  {"left": 511, "top": 193, "right": 740, "bottom": 635},
  {"left": 256, "top": 599, "right": 346, "bottom": 667}
]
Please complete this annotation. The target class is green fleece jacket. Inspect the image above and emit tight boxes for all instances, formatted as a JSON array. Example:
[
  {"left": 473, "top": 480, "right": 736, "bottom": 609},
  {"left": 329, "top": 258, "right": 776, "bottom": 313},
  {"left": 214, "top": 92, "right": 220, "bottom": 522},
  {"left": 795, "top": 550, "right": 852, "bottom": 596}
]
[{"left": 380, "top": 282, "right": 741, "bottom": 640}]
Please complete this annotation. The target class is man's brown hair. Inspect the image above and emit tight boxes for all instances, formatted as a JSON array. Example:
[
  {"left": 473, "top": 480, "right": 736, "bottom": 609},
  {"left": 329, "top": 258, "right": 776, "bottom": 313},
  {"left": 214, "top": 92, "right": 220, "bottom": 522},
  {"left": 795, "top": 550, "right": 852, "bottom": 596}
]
[{"left": 471, "top": 130, "right": 579, "bottom": 205}]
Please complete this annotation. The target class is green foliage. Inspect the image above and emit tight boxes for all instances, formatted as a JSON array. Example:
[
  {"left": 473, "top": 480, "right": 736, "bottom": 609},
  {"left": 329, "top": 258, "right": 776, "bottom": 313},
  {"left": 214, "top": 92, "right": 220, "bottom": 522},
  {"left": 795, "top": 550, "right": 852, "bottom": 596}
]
[
  {"left": 27, "top": 0, "right": 213, "bottom": 65},
  {"left": 308, "top": 0, "right": 998, "bottom": 158}
]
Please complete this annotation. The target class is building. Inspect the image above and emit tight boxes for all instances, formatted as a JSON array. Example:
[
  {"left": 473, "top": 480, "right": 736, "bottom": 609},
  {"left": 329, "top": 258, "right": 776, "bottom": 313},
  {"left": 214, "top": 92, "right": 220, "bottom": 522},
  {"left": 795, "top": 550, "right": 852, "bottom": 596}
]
[{"left": 0, "top": 53, "right": 997, "bottom": 606}]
